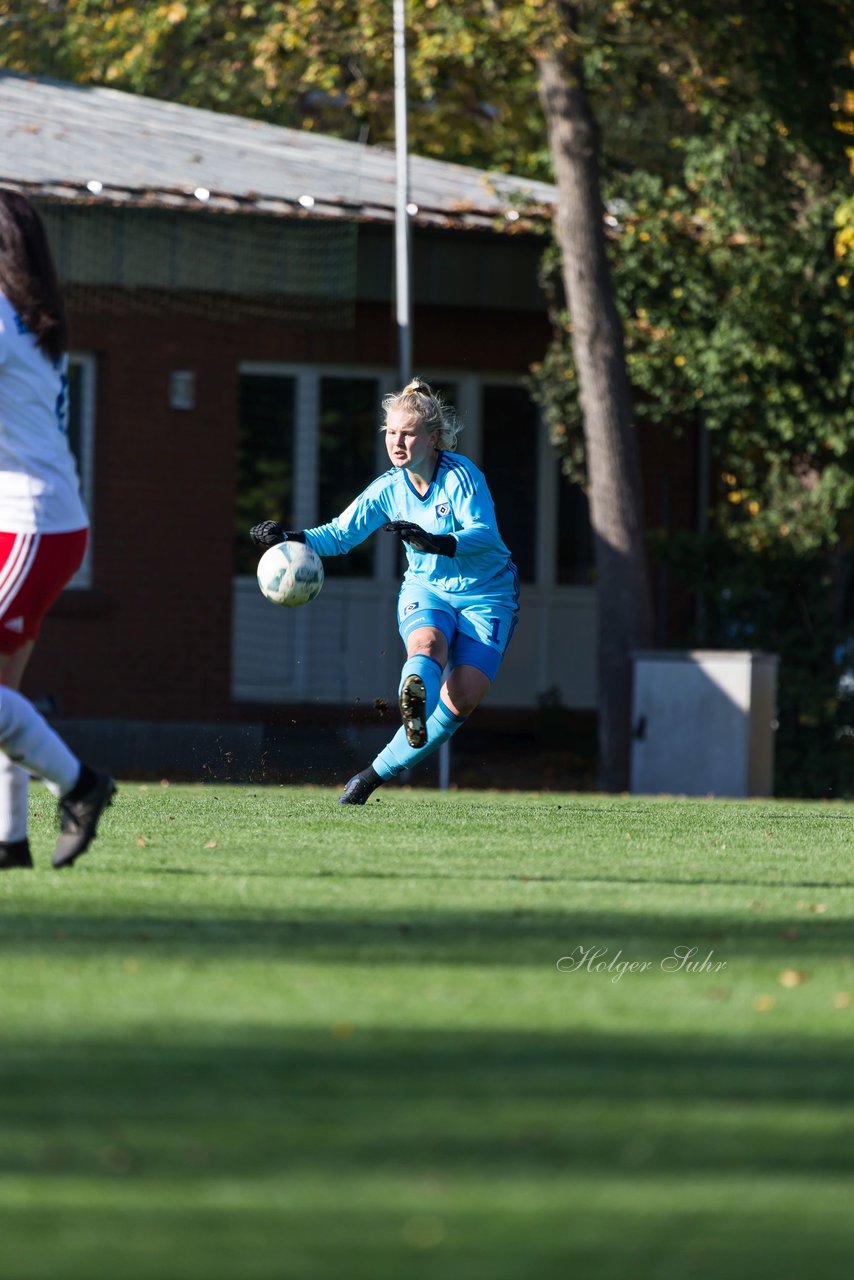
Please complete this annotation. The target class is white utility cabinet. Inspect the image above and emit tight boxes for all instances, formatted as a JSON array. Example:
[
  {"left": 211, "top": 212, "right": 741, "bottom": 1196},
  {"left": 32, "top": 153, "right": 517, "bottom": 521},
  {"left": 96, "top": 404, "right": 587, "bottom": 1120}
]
[{"left": 630, "top": 650, "right": 779, "bottom": 797}]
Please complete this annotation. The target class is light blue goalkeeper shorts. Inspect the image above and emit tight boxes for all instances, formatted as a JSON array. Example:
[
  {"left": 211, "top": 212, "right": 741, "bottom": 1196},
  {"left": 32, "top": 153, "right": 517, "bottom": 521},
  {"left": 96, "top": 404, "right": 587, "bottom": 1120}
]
[{"left": 396, "top": 582, "right": 519, "bottom": 682}]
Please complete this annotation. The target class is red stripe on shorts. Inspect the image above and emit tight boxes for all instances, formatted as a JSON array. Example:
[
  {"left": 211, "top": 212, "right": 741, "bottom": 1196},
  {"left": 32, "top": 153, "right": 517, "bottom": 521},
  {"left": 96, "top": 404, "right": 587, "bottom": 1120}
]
[{"left": 0, "top": 528, "right": 88, "bottom": 654}]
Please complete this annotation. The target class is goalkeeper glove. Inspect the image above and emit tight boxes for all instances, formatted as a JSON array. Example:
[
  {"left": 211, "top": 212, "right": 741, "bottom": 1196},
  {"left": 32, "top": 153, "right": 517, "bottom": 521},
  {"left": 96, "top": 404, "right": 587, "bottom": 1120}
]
[
  {"left": 249, "top": 521, "right": 307, "bottom": 549},
  {"left": 383, "top": 520, "right": 456, "bottom": 557}
]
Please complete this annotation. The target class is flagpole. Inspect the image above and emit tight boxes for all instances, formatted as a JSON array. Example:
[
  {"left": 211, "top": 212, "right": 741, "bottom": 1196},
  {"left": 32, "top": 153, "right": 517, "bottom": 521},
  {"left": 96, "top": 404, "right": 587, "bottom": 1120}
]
[
  {"left": 393, "top": 3, "right": 449, "bottom": 790},
  {"left": 393, "top": 0, "right": 411, "bottom": 382}
]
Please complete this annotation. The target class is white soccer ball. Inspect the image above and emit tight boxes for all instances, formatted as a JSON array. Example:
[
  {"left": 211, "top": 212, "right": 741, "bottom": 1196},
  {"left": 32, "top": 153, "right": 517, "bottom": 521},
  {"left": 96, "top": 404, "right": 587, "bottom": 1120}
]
[{"left": 257, "top": 541, "right": 324, "bottom": 608}]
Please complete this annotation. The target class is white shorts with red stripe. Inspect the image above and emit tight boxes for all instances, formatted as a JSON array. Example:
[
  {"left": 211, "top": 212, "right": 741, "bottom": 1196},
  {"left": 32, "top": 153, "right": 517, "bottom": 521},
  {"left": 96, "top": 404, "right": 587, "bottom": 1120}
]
[{"left": 0, "top": 528, "right": 88, "bottom": 654}]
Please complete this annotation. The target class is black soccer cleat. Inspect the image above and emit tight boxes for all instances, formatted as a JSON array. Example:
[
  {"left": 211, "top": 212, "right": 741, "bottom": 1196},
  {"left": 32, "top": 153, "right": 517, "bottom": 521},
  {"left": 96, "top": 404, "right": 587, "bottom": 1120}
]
[
  {"left": 399, "top": 673, "right": 428, "bottom": 749},
  {"left": 0, "top": 838, "right": 33, "bottom": 870},
  {"left": 52, "top": 771, "right": 117, "bottom": 868},
  {"left": 339, "top": 767, "right": 383, "bottom": 805}
]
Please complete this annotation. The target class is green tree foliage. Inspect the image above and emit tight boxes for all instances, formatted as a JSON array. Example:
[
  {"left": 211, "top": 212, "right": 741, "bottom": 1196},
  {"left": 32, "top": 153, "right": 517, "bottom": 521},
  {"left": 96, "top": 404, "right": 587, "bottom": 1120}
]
[
  {"left": 527, "top": 8, "right": 853, "bottom": 794},
  {"left": 5, "top": 2, "right": 846, "bottom": 182},
  {"left": 535, "top": 124, "right": 854, "bottom": 551}
]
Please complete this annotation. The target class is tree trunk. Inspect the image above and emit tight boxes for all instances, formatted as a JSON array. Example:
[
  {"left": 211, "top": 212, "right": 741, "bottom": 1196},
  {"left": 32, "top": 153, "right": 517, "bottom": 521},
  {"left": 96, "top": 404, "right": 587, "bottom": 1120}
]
[{"left": 536, "top": 8, "right": 653, "bottom": 790}]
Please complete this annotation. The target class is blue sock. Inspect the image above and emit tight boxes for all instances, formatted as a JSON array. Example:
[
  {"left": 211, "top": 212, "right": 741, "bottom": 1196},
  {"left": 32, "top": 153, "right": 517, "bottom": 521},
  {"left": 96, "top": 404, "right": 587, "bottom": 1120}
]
[
  {"left": 399, "top": 654, "right": 443, "bottom": 717},
  {"left": 373, "top": 698, "right": 466, "bottom": 780}
]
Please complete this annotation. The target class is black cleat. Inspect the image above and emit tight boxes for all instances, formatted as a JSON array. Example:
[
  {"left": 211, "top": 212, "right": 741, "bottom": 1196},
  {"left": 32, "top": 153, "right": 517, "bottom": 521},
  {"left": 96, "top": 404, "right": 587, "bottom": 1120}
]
[
  {"left": 0, "top": 838, "right": 33, "bottom": 870},
  {"left": 339, "top": 768, "right": 383, "bottom": 805},
  {"left": 52, "top": 771, "right": 117, "bottom": 868},
  {"left": 399, "top": 674, "right": 427, "bottom": 749}
]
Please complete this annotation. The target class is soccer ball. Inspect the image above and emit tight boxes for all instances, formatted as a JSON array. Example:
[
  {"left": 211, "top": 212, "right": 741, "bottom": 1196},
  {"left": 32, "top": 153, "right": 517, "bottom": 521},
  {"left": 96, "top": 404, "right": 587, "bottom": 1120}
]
[{"left": 257, "top": 541, "right": 324, "bottom": 608}]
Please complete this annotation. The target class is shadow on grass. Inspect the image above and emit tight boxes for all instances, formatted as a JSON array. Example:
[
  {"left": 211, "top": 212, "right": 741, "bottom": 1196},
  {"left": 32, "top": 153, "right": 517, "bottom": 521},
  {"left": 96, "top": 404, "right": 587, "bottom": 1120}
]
[
  {"left": 1, "top": 1024, "right": 853, "bottom": 1183},
  {"left": 102, "top": 864, "right": 854, "bottom": 890},
  {"left": 2, "top": 1020, "right": 853, "bottom": 1278},
  {"left": 0, "top": 902, "right": 849, "bottom": 964}
]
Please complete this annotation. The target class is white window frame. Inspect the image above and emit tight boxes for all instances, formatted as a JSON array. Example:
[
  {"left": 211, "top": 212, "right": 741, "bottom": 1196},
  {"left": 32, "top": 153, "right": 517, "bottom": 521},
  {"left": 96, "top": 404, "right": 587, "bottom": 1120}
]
[{"left": 68, "top": 352, "right": 96, "bottom": 589}]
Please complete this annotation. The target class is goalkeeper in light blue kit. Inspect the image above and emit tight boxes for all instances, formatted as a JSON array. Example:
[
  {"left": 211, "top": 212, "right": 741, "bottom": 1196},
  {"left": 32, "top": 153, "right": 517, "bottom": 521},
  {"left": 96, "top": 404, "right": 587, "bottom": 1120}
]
[{"left": 250, "top": 378, "right": 519, "bottom": 804}]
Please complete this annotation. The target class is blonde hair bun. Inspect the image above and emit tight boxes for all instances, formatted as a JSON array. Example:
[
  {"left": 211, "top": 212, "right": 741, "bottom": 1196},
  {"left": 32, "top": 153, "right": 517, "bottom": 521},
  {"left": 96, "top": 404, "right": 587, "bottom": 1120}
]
[{"left": 403, "top": 377, "right": 433, "bottom": 397}]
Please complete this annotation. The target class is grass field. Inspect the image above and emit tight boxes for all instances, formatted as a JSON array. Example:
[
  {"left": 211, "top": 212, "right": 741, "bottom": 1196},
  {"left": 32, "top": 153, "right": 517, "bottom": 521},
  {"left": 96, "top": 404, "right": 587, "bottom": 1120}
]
[{"left": 1, "top": 783, "right": 853, "bottom": 1279}]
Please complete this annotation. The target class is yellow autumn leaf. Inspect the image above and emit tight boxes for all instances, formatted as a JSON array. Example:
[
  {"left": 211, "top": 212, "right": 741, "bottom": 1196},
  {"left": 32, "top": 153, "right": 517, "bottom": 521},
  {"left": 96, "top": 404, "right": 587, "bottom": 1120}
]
[{"left": 778, "top": 969, "right": 808, "bottom": 988}]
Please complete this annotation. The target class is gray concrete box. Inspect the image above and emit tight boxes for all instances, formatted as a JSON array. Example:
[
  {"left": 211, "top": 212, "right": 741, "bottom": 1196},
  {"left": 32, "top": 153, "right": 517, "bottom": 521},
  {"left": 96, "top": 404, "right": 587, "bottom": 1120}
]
[{"left": 630, "top": 651, "right": 779, "bottom": 798}]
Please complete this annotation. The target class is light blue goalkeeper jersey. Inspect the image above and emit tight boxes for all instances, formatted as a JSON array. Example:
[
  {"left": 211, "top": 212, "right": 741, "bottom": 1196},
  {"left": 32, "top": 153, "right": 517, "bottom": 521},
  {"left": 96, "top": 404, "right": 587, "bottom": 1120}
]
[{"left": 303, "top": 450, "right": 516, "bottom": 598}]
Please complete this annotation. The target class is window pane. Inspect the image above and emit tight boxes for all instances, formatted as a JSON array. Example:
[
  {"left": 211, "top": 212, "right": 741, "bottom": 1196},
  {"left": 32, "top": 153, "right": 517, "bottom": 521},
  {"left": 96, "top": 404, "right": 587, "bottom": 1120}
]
[
  {"left": 557, "top": 479, "right": 595, "bottom": 585},
  {"left": 318, "top": 376, "right": 379, "bottom": 577},
  {"left": 480, "top": 384, "right": 537, "bottom": 582},
  {"left": 235, "top": 375, "right": 296, "bottom": 575}
]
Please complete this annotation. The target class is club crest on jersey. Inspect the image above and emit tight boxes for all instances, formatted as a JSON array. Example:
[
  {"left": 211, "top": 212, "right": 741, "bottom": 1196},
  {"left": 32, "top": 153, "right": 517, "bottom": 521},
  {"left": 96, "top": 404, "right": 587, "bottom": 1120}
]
[
  {"left": 435, "top": 503, "right": 451, "bottom": 518},
  {"left": 404, "top": 601, "right": 419, "bottom": 615}
]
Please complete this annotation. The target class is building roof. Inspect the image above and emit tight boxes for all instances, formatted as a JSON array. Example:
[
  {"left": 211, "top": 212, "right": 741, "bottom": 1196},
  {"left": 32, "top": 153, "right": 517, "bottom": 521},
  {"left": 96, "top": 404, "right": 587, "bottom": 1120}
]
[{"left": 0, "top": 71, "right": 556, "bottom": 231}]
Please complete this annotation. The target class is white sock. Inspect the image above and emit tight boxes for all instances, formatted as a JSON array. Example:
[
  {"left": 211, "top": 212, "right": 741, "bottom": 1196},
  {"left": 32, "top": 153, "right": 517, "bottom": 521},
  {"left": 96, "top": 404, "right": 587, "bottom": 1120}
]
[
  {"left": 0, "top": 755, "right": 29, "bottom": 841},
  {"left": 0, "top": 686, "right": 80, "bottom": 799}
]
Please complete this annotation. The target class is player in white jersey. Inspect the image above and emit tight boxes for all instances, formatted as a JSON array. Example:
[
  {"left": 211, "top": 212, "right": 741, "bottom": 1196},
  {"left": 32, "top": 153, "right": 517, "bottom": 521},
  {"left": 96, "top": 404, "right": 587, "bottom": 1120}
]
[
  {"left": 0, "top": 188, "right": 115, "bottom": 868},
  {"left": 251, "top": 378, "right": 519, "bottom": 803}
]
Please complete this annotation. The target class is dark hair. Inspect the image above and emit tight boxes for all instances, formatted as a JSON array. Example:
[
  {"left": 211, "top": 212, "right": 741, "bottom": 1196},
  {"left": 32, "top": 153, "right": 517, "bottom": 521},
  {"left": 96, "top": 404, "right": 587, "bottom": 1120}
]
[{"left": 0, "top": 189, "right": 67, "bottom": 361}]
